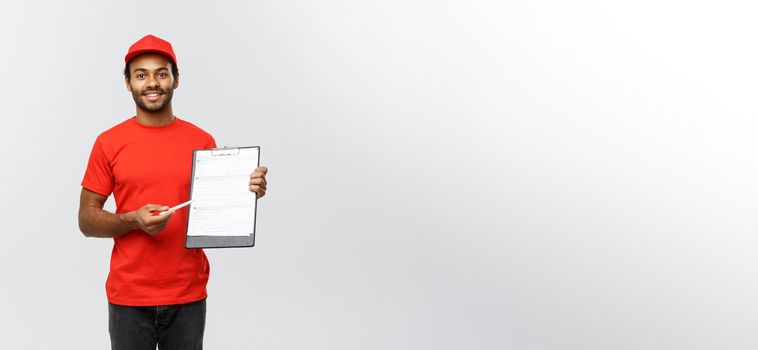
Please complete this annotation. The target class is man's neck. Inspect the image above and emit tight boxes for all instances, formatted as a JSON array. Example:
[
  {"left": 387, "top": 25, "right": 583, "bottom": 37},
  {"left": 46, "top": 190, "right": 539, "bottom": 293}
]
[{"left": 135, "top": 107, "right": 175, "bottom": 126}]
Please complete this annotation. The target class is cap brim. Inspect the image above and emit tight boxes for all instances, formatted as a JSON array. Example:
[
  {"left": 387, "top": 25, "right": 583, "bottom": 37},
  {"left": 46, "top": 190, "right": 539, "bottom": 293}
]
[{"left": 124, "top": 49, "right": 176, "bottom": 64}]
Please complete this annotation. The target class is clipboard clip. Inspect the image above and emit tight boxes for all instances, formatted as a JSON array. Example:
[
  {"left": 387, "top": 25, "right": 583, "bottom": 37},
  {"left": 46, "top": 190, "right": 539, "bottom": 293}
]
[{"left": 211, "top": 146, "right": 240, "bottom": 156}]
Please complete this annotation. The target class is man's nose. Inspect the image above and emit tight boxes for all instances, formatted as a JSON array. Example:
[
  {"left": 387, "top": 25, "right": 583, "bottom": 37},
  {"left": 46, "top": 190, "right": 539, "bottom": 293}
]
[{"left": 145, "top": 75, "right": 159, "bottom": 87}]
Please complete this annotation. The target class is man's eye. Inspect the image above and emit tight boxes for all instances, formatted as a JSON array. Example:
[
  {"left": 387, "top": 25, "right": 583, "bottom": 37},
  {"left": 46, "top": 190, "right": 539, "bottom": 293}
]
[
  {"left": 159, "top": 73, "right": 167, "bottom": 78},
  {"left": 136, "top": 74, "right": 145, "bottom": 79}
]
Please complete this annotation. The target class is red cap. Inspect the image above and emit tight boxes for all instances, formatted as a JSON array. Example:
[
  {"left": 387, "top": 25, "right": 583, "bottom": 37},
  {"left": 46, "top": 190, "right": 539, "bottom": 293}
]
[{"left": 124, "top": 34, "right": 177, "bottom": 65}]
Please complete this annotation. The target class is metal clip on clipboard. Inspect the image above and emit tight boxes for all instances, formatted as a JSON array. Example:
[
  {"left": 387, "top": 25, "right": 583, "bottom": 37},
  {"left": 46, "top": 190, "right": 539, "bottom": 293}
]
[{"left": 210, "top": 146, "right": 240, "bottom": 156}]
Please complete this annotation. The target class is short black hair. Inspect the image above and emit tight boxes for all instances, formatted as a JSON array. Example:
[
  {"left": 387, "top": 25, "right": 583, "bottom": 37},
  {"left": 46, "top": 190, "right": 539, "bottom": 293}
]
[{"left": 123, "top": 58, "right": 179, "bottom": 81}]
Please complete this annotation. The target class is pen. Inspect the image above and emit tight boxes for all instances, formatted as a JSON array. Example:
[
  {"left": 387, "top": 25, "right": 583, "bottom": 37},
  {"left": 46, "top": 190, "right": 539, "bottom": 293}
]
[{"left": 158, "top": 200, "right": 193, "bottom": 216}]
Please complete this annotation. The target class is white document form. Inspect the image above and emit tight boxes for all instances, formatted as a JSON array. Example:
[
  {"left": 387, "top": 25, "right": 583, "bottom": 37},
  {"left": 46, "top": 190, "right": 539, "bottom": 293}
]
[{"left": 186, "top": 147, "right": 260, "bottom": 237}]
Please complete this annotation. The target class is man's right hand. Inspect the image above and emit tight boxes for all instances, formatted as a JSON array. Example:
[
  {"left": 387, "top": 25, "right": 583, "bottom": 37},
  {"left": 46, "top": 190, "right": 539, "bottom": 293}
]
[{"left": 128, "top": 204, "right": 175, "bottom": 236}]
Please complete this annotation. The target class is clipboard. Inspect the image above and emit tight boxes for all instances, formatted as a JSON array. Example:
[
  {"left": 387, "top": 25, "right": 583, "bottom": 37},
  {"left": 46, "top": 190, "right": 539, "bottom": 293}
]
[{"left": 185, "top": 146, "right": 260, "bottom": 249}]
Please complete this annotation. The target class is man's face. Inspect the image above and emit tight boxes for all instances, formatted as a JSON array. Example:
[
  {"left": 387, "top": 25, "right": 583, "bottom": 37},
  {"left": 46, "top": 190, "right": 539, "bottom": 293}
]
[{"left": 125, "top": 53, "right": 178, "bottom": 113}]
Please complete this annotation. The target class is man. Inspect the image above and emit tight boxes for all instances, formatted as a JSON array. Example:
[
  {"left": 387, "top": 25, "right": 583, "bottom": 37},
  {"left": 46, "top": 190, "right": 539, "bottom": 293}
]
[{"left": 78, "top": 34, "right": 268, "bottom": 350}]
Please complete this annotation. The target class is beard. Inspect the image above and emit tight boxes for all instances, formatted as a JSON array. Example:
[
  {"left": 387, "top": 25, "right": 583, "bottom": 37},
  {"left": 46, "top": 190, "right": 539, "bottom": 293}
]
[{"left": 132, "top": 86, "right": 174, "bottom": 112}]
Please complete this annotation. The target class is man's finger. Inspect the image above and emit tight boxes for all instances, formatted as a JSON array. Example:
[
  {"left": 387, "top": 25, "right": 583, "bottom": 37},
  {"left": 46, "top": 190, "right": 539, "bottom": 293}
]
[
  {"left": 145, "top": 204, "right": 169, "bottom": 211},
  {"left": 145, "top": 211, "right": 174, "bottom": 223},
  {"left": 146, "top": 222, "right": 168, "bottom": 234},
  {"left": 156, "top": 210, "right": 174, "bottom": 221},
  {"left": 250, "top": 184, "right": 264, "bottom": 191},
  {"left": 249, "top": 185, "right": 266, "bottom": 197},
  {"left": 249, "top": 177, "right": 266, "bottom": 185}
]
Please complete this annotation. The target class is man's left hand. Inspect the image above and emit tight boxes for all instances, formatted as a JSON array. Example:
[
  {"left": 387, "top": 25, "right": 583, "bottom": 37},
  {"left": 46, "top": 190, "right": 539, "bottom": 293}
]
[{"left": 249, "top": 166, "right": 268, "bottom": 198}]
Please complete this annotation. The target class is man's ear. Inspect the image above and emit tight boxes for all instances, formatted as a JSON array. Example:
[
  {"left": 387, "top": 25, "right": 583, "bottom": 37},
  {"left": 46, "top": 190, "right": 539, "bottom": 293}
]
[
  {"left": 125, "top": 77, "right": 132, "bottom": 92},
  {"left": 173, "top": 74, "right": 179, "bottom": 89}
]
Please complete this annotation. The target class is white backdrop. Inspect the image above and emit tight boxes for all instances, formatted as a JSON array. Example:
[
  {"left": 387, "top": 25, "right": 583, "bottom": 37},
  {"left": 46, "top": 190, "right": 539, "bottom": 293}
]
[{"left": 1, "top": 0, "right": 757, "bottom": 349}]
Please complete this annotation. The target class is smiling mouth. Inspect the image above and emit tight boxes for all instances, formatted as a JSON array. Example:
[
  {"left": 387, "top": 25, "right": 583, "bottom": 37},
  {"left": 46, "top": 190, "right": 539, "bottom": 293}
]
[{"left": 144, "top": 91, "right": 163, "bottom": 102}]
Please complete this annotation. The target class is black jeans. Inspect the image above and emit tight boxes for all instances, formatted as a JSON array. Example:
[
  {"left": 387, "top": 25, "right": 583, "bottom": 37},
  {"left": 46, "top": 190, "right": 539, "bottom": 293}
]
[{"left": 108, "top": 299, "right": 206, "bottom": 350}]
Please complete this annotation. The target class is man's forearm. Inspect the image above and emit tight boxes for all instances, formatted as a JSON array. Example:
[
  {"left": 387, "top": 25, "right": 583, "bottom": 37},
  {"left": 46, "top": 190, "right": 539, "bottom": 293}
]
[{"left": 79, "top": 207, "right": 137, "bottom": 238}]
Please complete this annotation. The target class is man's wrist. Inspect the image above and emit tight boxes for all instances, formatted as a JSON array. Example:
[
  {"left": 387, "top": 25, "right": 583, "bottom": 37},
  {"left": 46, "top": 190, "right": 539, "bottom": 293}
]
[{"left": 118, "top": 211, "right": 138, "bottom": 231}]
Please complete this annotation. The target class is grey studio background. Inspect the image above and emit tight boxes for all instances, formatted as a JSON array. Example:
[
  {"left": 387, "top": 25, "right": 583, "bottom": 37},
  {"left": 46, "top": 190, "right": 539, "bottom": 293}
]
[{"left": 1, "top": 0, "right": 757, "bottom": 349}]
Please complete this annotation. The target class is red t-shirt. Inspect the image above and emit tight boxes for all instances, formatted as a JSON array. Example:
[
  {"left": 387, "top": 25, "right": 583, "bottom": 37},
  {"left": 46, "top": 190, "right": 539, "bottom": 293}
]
[{"left": 82, "top": 117, "right": 216, "bottom": 306}]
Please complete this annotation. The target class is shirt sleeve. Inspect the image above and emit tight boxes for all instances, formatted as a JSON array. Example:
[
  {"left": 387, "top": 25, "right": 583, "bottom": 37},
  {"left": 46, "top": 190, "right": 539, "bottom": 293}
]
[
  {"left": 81, "top": 137, "right": 114, "bottom": 196},
  {"left": 208, "top": 134, "right": 217, "bottom": 149}
]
